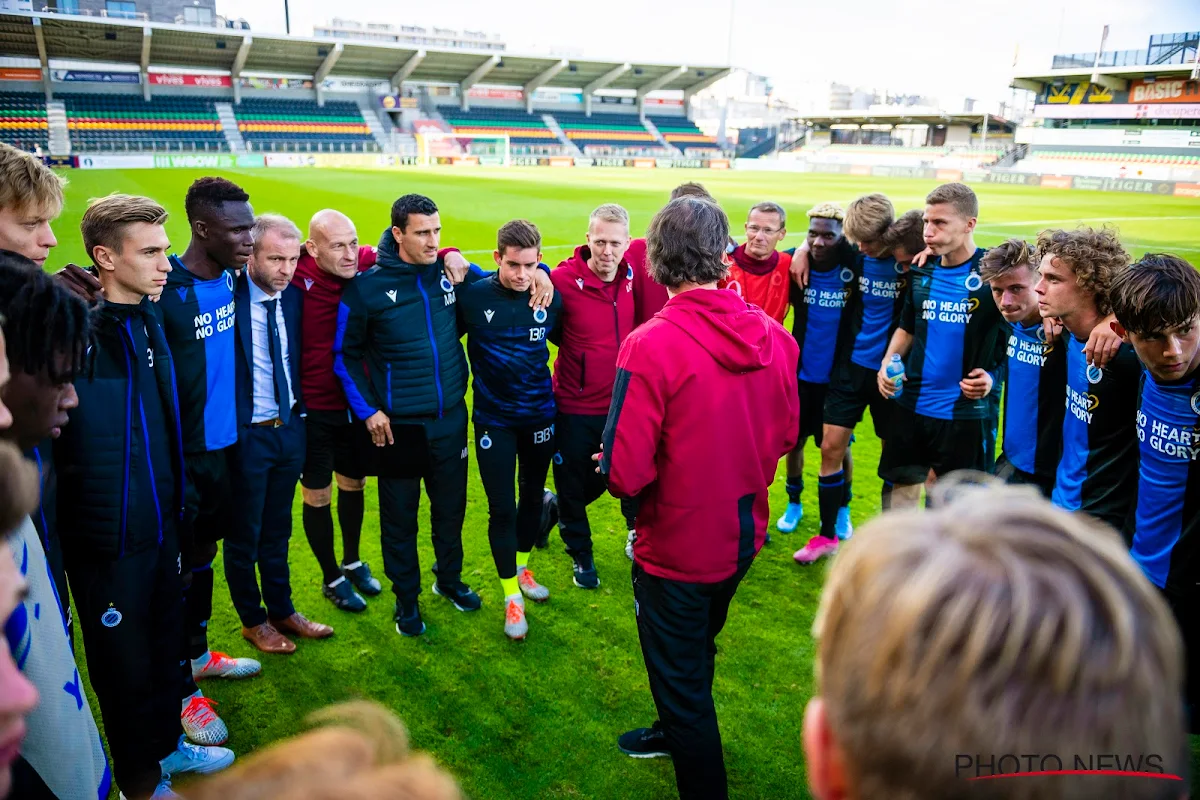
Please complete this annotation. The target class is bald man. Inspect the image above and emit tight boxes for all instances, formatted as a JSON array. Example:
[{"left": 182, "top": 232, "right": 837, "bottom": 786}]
[{"left": 293, "top": 210, "right": 471, "bottom": 612}]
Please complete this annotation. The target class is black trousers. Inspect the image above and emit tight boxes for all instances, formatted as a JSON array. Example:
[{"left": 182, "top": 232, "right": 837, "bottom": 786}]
[
  {"left": 179, "top": 448, "right": 231, "bottom": 694},
  {"left": 632, "top": 560, "right": 751, "bottom": 800},
  {"left": 225, "top": 415, "right": 305, "bottom": 628},
  {"left": 379, "top": 401, "right": 468, "bottom": 605},
  {"left": 554, "top": 412, "right": 637, "bottom": 557},
  {"left": 68, "top": 537, "right": 185, "bottom": 798},
  {"left": 475, "top": 420, "right": 555, "bottom": 580}
]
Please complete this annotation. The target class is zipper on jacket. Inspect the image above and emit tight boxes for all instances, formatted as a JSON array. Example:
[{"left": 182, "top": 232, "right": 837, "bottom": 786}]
[
  {"left": 164, "top": 343, "right": 187, "bottom": 522},
  {"left": 386, "top": 363, "right": 393, "bottom": 411},
  {"left": 138, "top": 396, "right": 165, "bottom": 546},
  {"left": 579, "top": 353, "right": 586, "bottom": 394},
  {"left": 415, "top": 275, "right": 445, "bottom": 418},
  {"left": 117, "top": 322, "right": 135, "bottom": 557}
]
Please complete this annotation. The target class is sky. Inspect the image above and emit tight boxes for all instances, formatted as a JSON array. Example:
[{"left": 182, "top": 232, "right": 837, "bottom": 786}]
[{"left": 218, "top": 0, "right": 1200, "bottom": 112}]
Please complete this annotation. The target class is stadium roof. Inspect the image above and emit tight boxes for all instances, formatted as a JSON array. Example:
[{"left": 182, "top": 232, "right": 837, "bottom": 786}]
[
  {"left": 790, "top": 110, "right": 1015, "bottom": 129},
  {"left": 1010, "top": 62, "right": 1198, "bottom": 93},
  {"left": 0, "top": 11, "right": 731, "bottom": 104}
]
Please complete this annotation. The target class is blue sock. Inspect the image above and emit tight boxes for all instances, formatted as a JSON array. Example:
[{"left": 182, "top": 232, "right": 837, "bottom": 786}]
[
  {"left": 786, "top": 477, "right": 803, "bottom": 505},
  {"left": 818, "top": 472, "right": 844, "bottom": 539}
]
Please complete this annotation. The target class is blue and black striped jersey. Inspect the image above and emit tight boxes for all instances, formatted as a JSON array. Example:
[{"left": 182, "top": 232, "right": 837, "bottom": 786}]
[
  {"left": 156, "top": 256, "right": 238, "bottom": 454},
  {"left": 788, "top": 253, "right": 855, "bottom": 385},
  {"left": 1051, "top": 339, "right": 1140, "bottom": 531},
  {"left": 457, "top": 274, "right": 563, "bottom": 428},
  {"left": 1131, "top": 369, "right": 1200, "bottom": 594},
  {"left": 1000, "top": 321, "right": 1067, "bottom": 482},
  {"left": 896, "top": 249, "right": 1007, "bottom": 421}
]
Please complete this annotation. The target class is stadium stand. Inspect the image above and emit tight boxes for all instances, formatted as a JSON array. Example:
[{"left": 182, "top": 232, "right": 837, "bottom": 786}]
[
  {"left": 61, "top": 93, "right": 225, "bottom": 153},
  {"left": 647, "top": 115, "right": 720, "bottom": 154},
  {"left": 236, "top": 98, "right": 378, "bottom": 152},
  {"left": 440, "top": 107, "right": 565, "bottom": 155},
  {"left": 0, "top": 92, "right": 49, "bottom": 153},
  {"left": 797, "top": 143, "right": 1004, "bottom": 169},
  {"left": 553, "top": 112, "right": 669, "bottom": 156},
  {"left": 1011, "top": 148, "right": 1200, "bottom": 180}
]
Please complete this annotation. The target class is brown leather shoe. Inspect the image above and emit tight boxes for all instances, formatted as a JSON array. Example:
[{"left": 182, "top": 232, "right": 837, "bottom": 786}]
[
  {"left": 271, "top": 611, "right": 334, "bottom": 639},
  {"left": 241, "top": 622, "right": 295, "bottom": 654}
]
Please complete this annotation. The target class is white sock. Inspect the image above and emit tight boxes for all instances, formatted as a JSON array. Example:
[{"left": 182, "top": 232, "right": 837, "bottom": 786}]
[
  {"left": 343, "top": 560, "right": 363, "bottom": 570},
  {"left": 327, "top": 575, "right": 347, "bottom": 589}
]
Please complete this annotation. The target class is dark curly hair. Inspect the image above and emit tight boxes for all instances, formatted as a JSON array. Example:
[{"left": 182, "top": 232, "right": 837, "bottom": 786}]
[
  {"left": 1035, "top": 227, "right": 1130, "bottom": 315},
  {"left": 184, "top": 176, "right": 250, "bottom": 224},
  {"left": 0, "top": 250, "right": 91, "bottom": 383}
]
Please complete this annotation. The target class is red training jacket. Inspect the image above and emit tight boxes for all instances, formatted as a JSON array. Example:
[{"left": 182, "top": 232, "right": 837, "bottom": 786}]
[
  {"left": 551, "top": 245, "right": 636, "bottom": 416},
  {"left": 293, "top": 245, "right": 459, "bottom": 411},
  {"left": 719, "top": 244, "right": 793, "bottom": 324},
  {"left": 627, "top": 237, "right": 670, "bottom": 327},
  {"left": 602, "top": 288, "right": 799, "bottom": 583}
]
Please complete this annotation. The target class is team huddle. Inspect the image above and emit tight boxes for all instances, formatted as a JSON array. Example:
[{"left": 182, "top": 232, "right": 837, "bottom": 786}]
[{"left": 0, "top": 136, "right": 1198, "bottom": 799}]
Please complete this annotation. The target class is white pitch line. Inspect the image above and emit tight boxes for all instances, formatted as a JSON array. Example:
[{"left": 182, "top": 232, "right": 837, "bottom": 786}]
[{"left": 982, "top": 215, "right": 1200, "bottom": 227}]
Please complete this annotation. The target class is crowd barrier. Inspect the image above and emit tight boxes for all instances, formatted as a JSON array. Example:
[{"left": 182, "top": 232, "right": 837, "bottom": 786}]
[{"left": 61, "top": 152, "right": 1197, "bottom": 196}]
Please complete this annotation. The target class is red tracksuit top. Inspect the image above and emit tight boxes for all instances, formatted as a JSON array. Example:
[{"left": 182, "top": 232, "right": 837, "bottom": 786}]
[
  {"left": 292, "top": 245, "right": 377, "bottom": 412},
  {"left": 627, "top": 237, "right": 670, "bottom": 327},
  {"left": 718, "top": 244, "right": 793, "bottom": 324},
  {"left": 551, "top": 245, "right": 636, "bottom": 416},
  {"left": 601, "top": 288, "right": 799, "bottom": 582}
]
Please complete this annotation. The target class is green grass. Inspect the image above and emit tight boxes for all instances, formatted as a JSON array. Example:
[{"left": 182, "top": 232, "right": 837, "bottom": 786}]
[{"left": 53, "top": 167, "right": 1200, "bottom": 798}]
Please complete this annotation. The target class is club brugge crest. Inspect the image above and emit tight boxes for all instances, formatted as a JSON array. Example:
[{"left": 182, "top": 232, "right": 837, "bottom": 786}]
[
  {"left": 440, "top": 275, "right": 454, "bottom": 294},
  {"left": 1086, "top": 364, "right": 1104, "bottom": 385},
  {"left": 840, "top": 267, "right": 855, "bottom": 283},
  {"left": 626, "top": 265, "right": 634, "bottom": 280},
  {"left": 1036, "top": 326, "right": 1048, "bottom": 343},
  {"left": 533, "top": 307, "right": 547, "bottom": 324},
  {"left": 964, "top": 273, "right": 983, "bottom": 292},
  {"left": 479, "top": 432, "right": 493, "bottom": 450},
  {"left": 1191, "top": 390, "right": 1200, "bottom": 416},
  {"left": 224, "top": 270, "right": 235, "bottom": 292},
  {"left": 553, "top": 452, "right": 563, "bottom": 465},
  {"left": 101, "top": 606, "right": 122, "bottom": 628},
  {"left": 894, "top": 261, "right": 906, "bottom": 274}
]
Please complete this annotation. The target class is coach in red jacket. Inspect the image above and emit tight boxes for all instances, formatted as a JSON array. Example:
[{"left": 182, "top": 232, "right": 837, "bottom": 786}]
[
  {"left": 293, "top": 208, "right": 469, "bottom": 613},
  {"left": 600, "top": 195, "right": 799, "bottom": 800},
  {"left": 549, "top": 203, "right": 637, "bottom": 588}
]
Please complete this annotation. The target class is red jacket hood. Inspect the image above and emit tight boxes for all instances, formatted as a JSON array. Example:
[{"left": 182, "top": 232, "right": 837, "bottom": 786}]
[{"left": 658, "top": 288, "right": 777, "bottom": 374}]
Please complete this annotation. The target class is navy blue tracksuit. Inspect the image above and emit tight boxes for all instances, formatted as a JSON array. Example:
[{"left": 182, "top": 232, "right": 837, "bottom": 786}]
[
  {"left": 225, "top": 274, "right": 305, "bottom": 628},
  {"left": 55, "top": 300, "right": 187, "bottom": 797}
]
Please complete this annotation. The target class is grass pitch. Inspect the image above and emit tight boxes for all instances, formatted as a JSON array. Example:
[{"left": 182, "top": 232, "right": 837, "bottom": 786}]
[{"left": 53, "top": 167, "right": 1200, "bottom": 798}]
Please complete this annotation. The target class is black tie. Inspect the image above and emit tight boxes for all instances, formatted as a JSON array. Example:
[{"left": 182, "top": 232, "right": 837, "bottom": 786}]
[{"left": 263, "top": 298, "right": 290, "bottom": 425}]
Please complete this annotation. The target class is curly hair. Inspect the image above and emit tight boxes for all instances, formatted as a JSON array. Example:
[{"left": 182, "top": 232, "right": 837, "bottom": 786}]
[
  {"left": 184, "top": 176, "right": 249, "bottom": 224},
  {"left": 979, "top": 238, "right": 1036, "bottom": 284},
  {"left": 807, "top": 202, "right": 844, "bottom": 222},
  {"left": 1035, "top": 226, "right": 1130, "bottom": 315}
]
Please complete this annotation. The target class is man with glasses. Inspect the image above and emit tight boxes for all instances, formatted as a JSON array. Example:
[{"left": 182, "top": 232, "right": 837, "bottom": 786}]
[{"left": 720, "top": 202, "right": 792, "bottom": 324}]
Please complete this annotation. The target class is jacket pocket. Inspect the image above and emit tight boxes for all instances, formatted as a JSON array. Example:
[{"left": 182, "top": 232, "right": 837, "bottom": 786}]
[
  {"left": 386, "top": 363, "right": 393, "bottom": 411},
  {"left": 579, "top": 353, "right": 587, "bottom": 394}
]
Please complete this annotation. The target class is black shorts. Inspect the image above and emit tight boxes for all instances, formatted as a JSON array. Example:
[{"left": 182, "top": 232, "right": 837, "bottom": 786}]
[
  {"left": 878, "top": 404, "right": 990, "bottom": 485},
  {"left": 183, "top": 448, "right": 233, "bottom": 547},
  {"left": 798, "top": 380, "right": 828, "bottom": 445},
  {"left": 823, "top": 362, "right": 892, "bottom": 440},
  {"left": 301, "top": 409, "right": 373, "bottom": 490},
  {"left": 992, "top": 453, "right": 1055, "bottom": 499}
]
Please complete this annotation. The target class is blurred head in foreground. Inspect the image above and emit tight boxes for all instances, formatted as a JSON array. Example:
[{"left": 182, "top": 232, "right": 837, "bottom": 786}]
[
  {"left": 803, "top": 476, "right": 1187, "bottom": 800},
  {"left": 188, "top": 702, "right": 462, "bottom": 800}
]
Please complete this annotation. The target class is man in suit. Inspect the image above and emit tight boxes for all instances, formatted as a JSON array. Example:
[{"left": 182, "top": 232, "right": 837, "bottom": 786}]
[{"left": 227, "top": 214, "right": 333, "bottom": 655}]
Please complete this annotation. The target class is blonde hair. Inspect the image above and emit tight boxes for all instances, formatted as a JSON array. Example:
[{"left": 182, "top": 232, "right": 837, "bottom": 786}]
[
  {"left": 188, "top": 702, "right": 462, "bottom": 800},
  {"left": 843, "top": 193, "right": 893, "bottom": 246},
  {"left": 814, "top": 478, "right": 1186, "bottom": 799},
  {"left": 589, "top": 203, "right": 629, "bottom": 231},
  {"left": 0, "top": 142, "right": 65, "bottom": 220},
  {"left": 80, "top": 194, "right": 168, "bottom": 265},
  {"left": 806, "top": 202, "right": 843, "bottom": 222}
]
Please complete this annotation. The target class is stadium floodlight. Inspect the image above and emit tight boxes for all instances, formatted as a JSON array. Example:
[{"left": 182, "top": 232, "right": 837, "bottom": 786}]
[{"left": 417, "top": 132, "right": 511, "bottom": 167}]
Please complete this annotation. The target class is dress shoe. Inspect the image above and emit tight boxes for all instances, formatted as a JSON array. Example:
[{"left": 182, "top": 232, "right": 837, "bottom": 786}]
[
  {"left": 241, "top": 622, "right": 295, "bottom": 654},
  {"left": 271, "top": 611, "right": 334, "bottom": 639}
]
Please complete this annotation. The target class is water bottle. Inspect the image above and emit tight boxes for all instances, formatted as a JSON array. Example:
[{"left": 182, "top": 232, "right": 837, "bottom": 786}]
[{"left": 885, "top": 354, "right": 905, "bottom": 399}]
